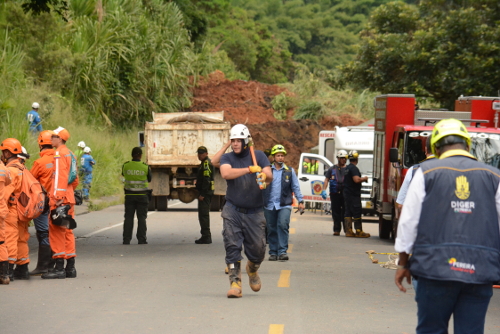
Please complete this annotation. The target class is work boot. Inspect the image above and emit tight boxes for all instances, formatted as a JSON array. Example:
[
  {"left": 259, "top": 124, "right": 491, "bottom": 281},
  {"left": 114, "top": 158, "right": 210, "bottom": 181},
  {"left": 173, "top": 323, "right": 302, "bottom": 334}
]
[
  {"left": 30, "top": 245, "right": 52, "bottom": 276},
  {"left": 0, "top": 261, "right": 10, "bottom": 285},
  {"left": 224, "top": 266, "right": 229, "bottom": 274},
  {"left": 246, "top": 261, "right": 261, "bottom": 292},
  {"left": 8, "top": 263, "right": 14, "bottom": 281},
  {"left": 269, "top": 255, "right": 278, "bottom": 261},
  {"left": 41, "top": 258, "right": 66, "bottom": 279},
  {"left": 344, "top": 218, "right": 356, "bottom": 237},
  {"left": 65, "top": 257, "right": 77, "bottom": 278},
  {"left": 278, "top": 254, "right": 289, "bottom": 261},
  {"left": 227, "top": 262, "right": 242, "bottom": 298},
  {"left": 355, "top": 229, "right": 371, "bottom": 238},
  {"left": 194, "top": 236, "right": 212, "bottom": 244},
  {"left": 13, "top": 263, "right": 30, "bottom": 280}
]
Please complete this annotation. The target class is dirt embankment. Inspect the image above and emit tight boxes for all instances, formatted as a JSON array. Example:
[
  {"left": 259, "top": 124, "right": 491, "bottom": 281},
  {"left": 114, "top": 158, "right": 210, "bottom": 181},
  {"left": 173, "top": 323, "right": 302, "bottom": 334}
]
[{"left": 187, "top": 71, "right": 363, "bottom": 169}]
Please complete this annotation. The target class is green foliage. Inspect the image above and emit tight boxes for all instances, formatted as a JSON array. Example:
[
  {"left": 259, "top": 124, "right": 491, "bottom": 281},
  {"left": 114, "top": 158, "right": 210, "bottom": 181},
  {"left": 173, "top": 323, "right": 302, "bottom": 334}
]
[
  {"left": 232, "top": 0, "right": 393, "bottom": 71},
  {"left": 294, "top": 100, "right": 326, "bottom": 120},
  {"left": 341, "top": 0, "right": 500, "bottom": 109},
  {"left": 271, "top": 92, "right": 295, "bottom": 120}
]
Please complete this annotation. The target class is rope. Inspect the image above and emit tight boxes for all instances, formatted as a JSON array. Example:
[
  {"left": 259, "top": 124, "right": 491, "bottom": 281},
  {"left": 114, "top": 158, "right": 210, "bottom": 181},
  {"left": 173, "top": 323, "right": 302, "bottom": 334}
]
[{"left": 366, "top": 250, "right": 400, "bottom": 270}]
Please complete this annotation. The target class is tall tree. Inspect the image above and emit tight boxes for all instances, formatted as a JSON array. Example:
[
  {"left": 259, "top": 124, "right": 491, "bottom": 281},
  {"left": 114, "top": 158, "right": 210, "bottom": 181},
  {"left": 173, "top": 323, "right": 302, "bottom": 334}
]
[{"left": 340, "top": 0, "right": 500, "bottom": 108}]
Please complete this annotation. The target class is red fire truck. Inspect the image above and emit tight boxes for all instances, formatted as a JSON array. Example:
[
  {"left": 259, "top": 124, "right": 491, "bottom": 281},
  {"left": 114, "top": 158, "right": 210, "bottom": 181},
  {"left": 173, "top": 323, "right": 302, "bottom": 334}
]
[{"left": 372, "top": 94, "right": 500, "bottom": 239}]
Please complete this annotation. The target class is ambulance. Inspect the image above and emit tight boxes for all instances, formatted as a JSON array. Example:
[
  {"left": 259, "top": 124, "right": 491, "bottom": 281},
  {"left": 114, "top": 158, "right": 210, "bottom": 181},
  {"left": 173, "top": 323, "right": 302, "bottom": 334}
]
[{"left": 298, "top": 125, "right": 375, "bottom": 214}]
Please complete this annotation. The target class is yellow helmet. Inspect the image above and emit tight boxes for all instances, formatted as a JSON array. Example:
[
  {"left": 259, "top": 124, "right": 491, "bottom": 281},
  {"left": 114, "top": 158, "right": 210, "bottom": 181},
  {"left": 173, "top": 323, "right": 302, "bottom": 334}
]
[
  {"left": 431, "top": 119, "right": 471, "bottom": 156},
  {"left": 271, "top": 144, "right": 287, "bottom": 156},
  {"left": 348, "top": 150, "right": 359, "bottom": 159}
]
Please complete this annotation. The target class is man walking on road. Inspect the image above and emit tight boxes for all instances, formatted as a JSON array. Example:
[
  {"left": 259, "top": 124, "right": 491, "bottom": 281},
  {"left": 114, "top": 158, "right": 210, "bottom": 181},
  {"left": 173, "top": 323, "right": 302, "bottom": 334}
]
[
  {"left": 395, "top": 119, "right": 500, "bottom": 334},
  {"left": 219, "top": 124, "right": 272, "bottom": 298},
  {"left": 195, "top": 146, "right": 214, "bottom": 244},
  {"left": 343, "top": 150, "right": 370, "bottom": 237},
  {"left": 122, "top": 147, "right": 151, "bottom": 245},
  {"left": 263, "top": 144, "right": 304, "bottom": 261},
  {"left": 321, "top": 150, "right": 347, "bottom": 236}
]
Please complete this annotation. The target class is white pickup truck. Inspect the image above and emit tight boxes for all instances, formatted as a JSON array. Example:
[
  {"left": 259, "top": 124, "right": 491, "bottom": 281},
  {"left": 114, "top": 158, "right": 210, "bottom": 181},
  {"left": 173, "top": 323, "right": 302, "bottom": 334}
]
[{"left": 142, "top": 111, "right": 230, "bottom": 211}]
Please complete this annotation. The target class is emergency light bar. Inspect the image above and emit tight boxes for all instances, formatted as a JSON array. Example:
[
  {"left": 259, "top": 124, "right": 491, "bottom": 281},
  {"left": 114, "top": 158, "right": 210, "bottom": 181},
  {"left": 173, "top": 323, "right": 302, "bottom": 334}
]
[{"left": 417, "top": 118, "right": 489, "bottom": 128}]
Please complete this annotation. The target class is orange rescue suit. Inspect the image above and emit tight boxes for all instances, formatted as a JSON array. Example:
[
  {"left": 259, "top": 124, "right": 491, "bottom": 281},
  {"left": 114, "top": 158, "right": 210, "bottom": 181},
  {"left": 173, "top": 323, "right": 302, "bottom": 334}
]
[
  {"left": 49, "top": 145, "right": 78, "bottom": 259},
  {"left": 31, "top": 149, "right": 55, "bottom": 192},
  {"left": 4, "top": 158, "right": 30, "bottom": 265},
  {"left": 0, "top": 161, "right": 11, "bottom": 263}
]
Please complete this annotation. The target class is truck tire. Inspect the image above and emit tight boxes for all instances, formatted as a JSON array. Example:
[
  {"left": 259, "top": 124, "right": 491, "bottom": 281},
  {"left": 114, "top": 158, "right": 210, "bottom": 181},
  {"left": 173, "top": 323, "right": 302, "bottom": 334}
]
[
  {"left": 378, "top": 214, "right": 392, "bottom": 239},
  {"left": 156, "top": 196, "right": 168, "bottom": 211},
  {"left": 148, "top": 196, "right": 156, "bottom": 211},
  {"left": 210, "top": 195, "right": 224, "bottom": 212}
]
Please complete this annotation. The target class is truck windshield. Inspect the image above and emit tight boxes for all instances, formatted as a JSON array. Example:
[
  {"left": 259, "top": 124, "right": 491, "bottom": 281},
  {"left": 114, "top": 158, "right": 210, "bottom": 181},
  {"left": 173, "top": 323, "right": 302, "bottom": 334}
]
[{"left": 406, "top": 131, "right": 500, "bottom": 168}]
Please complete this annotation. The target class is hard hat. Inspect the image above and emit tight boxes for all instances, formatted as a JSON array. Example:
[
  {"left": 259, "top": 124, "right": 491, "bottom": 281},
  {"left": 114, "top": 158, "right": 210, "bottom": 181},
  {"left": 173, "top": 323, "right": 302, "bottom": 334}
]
[
  {"left": 263, "top": 148, "right": 272, "bottom": 157},
  {"left": 32, "top": 102, "right": 39, "bottom": 109},
  {"left": 83, "top": 146, "right": 91, "bottom": 153},
  {"left": 271, "top": 144, "right": 287, "bottom": 156},
  {"left": 431, "top": 118, "right": 471, "bottom": 156},
  {"left": 50, "top": 205, "right": 76, "bottom": 229},
  {"left": 38, "top": 130, "right": 54, "bottom": 146},
  {"left": 78, "top": 141, "right": 86, "bottom": 148},
  {"left": 337, "top": 150, "right": 348, "bottom": 158},
  {"left": 348, "top": 150, "right": 359, "bottom": 159},
  {"left": 19, "top": 146, "right": 30, "bottom": 161},
  {"left": 52, "top": 126, "right": 70, "bottom": 141},
  {"left": 230, "top": 124, "right": 250, "bottom": 145},
  {"left": 0, "top": 138, "right": 22, "bottom": 154}
]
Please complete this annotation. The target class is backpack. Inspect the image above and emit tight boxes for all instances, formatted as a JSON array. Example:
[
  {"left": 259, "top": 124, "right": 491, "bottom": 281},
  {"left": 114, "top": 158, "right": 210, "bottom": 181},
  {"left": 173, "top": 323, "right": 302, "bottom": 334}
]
[
  {"left": 68, "top": 151, "right": 78, "bottom": 185},
  {"left": 13, "top": 164, "right": 46, "bottom": 221}
]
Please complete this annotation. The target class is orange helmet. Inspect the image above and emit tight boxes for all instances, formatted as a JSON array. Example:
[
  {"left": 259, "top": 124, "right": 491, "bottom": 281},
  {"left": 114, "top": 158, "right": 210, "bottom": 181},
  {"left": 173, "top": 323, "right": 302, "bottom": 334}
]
[
  {"left": 38, "top": 130, "right": 54, "bottom": 146},
  {"left": 0, "top": 138, "right": 22, "bottom": 154},
  {"left": 52, "top": 126, "right": 70, "bottom": 141}
]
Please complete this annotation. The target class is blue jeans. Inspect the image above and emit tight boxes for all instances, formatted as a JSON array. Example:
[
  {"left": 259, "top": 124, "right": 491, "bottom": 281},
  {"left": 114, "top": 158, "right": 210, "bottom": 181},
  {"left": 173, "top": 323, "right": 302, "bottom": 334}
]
[
  {"left": 264, "top": 208, "right": 291, "bottom": 256},
  {"left": 33, "top": 211, "right": 50, "bottom": 246},
  {"left": 415, "top": 277, "right": 493, "bottom": 334}
]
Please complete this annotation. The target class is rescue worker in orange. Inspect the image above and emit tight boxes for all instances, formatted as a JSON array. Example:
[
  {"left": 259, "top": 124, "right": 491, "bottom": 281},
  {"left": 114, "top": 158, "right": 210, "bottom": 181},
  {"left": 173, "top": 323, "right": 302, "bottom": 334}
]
[
  {"left": 42, "top": 127, "right": 79, "bottom": 279},
  {"left": 0, "top": 160, "right": 11, "bottom": 284},
  {"left": 0, "top": 138, "right": 31, "bottom": 280},
  {"left": 30, "top": 130, "right": 55, "bottom": 275}
]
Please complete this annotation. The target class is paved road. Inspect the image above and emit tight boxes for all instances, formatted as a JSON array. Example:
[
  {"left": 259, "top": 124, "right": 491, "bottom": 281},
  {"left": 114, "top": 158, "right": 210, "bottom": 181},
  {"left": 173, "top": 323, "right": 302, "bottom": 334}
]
[{"left": 2, "top": 201, "right": 500, "bottom": 334}]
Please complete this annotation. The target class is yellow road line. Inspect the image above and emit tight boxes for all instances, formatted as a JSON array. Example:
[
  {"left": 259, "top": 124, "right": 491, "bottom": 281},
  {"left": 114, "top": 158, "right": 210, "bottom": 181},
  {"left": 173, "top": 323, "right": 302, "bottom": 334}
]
[
  {"left": 290, "top": 228, "right": 296, "bottom": 234},
  {"left": 288, "top": 244, "right": 293, "bottom": 253},
  {"left": 278, "top": 270, "right": 291, "bottom": 287},
  {"left": 291, "top": 217, "right": 297, "bottom": 222},
  {"left": 269, "top": 324, "right": 284, "bottom": 334}
]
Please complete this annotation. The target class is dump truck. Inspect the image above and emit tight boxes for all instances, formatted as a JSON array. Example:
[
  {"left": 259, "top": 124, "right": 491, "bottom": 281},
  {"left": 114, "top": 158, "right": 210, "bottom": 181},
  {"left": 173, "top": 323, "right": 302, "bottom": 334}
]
[
  {"left": 372, "top": 94, "right": 500, "bottom": 239},
  {"left": 143, "top": 111, "right": 230, "bottom": 211}
]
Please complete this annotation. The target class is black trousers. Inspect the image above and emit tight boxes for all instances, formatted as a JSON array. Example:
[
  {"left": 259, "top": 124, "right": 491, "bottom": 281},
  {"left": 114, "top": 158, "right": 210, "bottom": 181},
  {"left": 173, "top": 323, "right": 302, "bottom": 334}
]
[
  {"left": 198, "top": 195, "right": 212, "bottom": 238},
  {"left": 330, "top": 191, "right": 345, "bottom": 233},
  {"left": 344, "top": 193, "right": 363, "bottom": 230},
  {"left": 123, "top": 195, "right": 149, "bottom": 243}
]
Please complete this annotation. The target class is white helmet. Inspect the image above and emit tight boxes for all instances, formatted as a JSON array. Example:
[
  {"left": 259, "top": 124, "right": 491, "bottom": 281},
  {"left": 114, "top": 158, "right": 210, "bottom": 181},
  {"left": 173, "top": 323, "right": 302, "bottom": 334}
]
[
  {"left": 230, "top": 124, "right": 250, "bottom": 145},
  {"left": 19, "top": 146, "right": 30, "bottom": 161},
  {"left": 32, "top": 102, "right": 39, "bottom": 109},
  {"left": 337, "top": 150, "right": 348, "bottom": 158},
  {"left": 83, "top": 146, "right": 91, "bottom": 153},
  {"left": 78, "top": 141, "right": 86, "bottom": 148}
]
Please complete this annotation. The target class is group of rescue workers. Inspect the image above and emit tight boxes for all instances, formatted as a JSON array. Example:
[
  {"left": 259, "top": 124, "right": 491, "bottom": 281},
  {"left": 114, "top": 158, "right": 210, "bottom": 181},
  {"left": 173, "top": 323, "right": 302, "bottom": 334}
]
[{"left": 0, "top": 126, "right": 80, "bottom": 284}]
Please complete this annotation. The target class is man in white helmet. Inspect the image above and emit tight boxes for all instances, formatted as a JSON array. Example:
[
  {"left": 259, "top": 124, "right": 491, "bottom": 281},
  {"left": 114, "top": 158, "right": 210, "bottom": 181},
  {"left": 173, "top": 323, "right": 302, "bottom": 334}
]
[
  {"left": 212, "top": 124, "right": 273, "bottom": 298},
  {"left": 26, "top": 102, "right": 43, "bottom": 134},
  {"left": 75, "top": 141, "right": 86, "bottom": 164},
  {"left": 321, "top": 150, "right": 348, "bottom": 236},
  {"left": 80, "top": 147, "right": 96, "bottom": 200}
]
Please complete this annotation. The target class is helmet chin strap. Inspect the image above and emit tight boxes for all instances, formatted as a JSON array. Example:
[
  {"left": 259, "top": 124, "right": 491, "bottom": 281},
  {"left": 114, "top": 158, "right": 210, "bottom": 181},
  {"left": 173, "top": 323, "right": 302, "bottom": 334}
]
[{"left": 277, "top": 161, "right": 284, "bottom": 166}]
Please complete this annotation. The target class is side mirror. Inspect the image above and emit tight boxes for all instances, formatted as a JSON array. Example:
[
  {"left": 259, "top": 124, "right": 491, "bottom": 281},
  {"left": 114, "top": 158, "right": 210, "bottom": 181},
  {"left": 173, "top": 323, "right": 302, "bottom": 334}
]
[{"left": 389, "top": 148, "right": 399, "bottom": 163}]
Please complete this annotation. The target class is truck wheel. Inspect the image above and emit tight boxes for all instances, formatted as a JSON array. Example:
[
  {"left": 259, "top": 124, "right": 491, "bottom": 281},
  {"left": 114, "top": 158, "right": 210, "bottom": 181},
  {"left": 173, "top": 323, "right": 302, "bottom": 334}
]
[
  {"left": 378, "top": 214, "right": 392, "bottom": 239},
  {"left": 156, "top": 196, "right": 168, "bottom": 211},
  {"left": 148, "top": 196, "right": 156, "bottom": 211},
  {"left": 210, "top": 195, "right": 222, "bottom": 211}
]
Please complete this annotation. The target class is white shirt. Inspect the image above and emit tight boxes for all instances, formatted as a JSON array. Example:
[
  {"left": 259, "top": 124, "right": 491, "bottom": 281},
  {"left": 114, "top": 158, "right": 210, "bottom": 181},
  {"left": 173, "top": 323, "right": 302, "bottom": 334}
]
[
  {"left": 395, "top": 166, "right": 414, "bottom": 205},
  {"left": 395, "top": 168, "right": 500, "bottom": 254}
]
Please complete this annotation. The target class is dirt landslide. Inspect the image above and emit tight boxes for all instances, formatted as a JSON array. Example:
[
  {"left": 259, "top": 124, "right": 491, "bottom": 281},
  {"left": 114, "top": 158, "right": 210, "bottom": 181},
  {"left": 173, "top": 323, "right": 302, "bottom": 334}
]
[{"left": 187, "top": 70, "right": 363, "bottom": 169}]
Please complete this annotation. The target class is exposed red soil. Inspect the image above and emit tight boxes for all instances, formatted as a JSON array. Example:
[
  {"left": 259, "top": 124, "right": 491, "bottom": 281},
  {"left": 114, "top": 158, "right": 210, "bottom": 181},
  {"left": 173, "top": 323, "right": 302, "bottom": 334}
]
[{"left": 187, "top": 71, "right": 364, "bottom": 169}]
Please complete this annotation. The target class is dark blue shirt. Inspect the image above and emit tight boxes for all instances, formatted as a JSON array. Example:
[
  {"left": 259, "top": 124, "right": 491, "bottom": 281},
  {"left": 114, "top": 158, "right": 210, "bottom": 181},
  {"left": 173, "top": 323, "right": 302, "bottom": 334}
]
[
  {"left": 343, "top": 163, "right": 362, "bottom": 197},
  {"left": 220, "top": 148, "right": 269, "bottom": 209}
]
